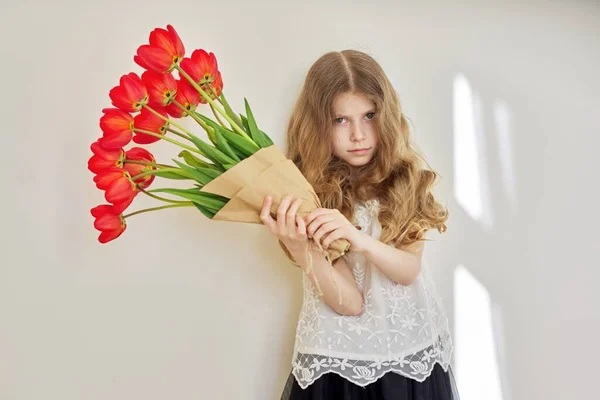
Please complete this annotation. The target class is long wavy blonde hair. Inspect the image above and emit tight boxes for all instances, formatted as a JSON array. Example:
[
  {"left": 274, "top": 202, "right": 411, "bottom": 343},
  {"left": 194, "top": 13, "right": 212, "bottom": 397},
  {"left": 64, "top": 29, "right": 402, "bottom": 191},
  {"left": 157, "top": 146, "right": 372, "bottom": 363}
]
[{"left": 285, "top": 50, "right": 448, "bottom": 247}]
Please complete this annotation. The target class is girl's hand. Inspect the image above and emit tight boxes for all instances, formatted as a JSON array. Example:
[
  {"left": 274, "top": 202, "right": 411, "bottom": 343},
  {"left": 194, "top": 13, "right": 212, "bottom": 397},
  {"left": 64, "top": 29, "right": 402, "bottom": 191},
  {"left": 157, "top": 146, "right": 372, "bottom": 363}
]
[
  {"left": 260, "top": 194, "right": 308, "bottom": 256},
  {"left": 305, "top": 208, "right": 370, "bottom": 253}
]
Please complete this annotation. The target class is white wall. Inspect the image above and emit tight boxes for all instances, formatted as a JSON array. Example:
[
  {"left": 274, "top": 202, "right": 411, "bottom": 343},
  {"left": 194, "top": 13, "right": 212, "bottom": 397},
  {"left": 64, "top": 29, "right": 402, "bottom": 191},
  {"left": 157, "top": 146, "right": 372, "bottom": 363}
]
[{"left": 1, "top": 1, "right": 598, "bottom": 399}]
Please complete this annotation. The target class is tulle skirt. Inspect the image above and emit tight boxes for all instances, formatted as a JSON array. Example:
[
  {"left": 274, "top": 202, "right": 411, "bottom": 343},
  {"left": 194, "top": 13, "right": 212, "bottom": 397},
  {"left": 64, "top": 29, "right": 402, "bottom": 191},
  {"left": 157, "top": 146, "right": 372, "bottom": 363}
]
[{"left": 280, "top": 363, "right": 460, "bottom": 400}]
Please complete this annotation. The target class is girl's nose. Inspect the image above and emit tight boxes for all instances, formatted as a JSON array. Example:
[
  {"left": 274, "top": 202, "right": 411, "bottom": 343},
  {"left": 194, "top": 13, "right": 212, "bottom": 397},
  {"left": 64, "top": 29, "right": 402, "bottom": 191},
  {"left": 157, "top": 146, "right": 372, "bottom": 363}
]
[{"left": 351, "top": 127, "right": 366, "bottom": 142}]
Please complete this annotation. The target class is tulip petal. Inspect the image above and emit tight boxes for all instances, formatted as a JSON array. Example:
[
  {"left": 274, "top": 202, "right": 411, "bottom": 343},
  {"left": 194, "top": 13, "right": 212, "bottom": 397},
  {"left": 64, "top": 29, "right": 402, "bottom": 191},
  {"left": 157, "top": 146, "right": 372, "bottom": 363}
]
[
  {"left": 91, "top": 140, "right": 124, "bottom": 160},
  {"left": 90, "top": 204, "right": 114, "bottom": 218},
  {"left": 135, "top": 45, "right": 173, "bottom": 74},
  {"left": 99, "top": 130, "right": 133, "bottom": 149},
  {"left": 105, "top": 177, "right": 136, "bottom": 205},
  {"left": 150, "top": 27, "right": 175, "bottom": 55},
  {"left": 98, "top": 228, "right": 126, "bottom": 244},
  {"left": 167, "top": 25, "right": 185, "bottom": 57},
  {"left": 111, "top": 197, "right": 135, "bottom": 215},
  {"left": 88, "top": 155, "right": 120, "bottom": 174},
  {"left": 132, "top": 132, "right": 161, "bottom": 144},
  {"left": 94, "top": 213, "right": 121, "bottom": 231},
  {"left": 109, "top": 73, "right": 148, "bottom": 112},
  {"left": 142, "top": 70, "right": 177, "bottom": 107},
  {"left": 93, "top": 168, "right": 125, "bottom": 190}
]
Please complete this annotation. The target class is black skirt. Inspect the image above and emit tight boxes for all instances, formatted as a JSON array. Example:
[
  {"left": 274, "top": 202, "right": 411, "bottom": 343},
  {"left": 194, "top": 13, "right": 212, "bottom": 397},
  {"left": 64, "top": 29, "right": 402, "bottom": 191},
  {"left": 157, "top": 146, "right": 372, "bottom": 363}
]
[{"left": 280, "top": 363, "right": 460, "bottom": 400}]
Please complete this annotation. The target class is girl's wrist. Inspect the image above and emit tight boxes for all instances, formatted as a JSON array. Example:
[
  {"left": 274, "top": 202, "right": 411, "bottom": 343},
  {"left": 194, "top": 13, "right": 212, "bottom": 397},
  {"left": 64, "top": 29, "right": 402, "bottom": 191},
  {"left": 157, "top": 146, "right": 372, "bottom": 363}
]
[
  {"left": 289, "top": 243, "right": 325, "bottom": 268},
  {"left": 351, "top": 231, "right": 373, "bottom": 254},
  {"left": 286, "top": 242, "right": 310, "bottom": 263}
]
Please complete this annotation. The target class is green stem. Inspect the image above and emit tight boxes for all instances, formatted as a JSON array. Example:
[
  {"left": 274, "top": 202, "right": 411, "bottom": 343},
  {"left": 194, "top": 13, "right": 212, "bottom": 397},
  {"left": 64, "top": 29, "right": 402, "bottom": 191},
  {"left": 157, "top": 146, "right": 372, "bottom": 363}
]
[
  {"left": 138, "top": 187, "right": 189, "bottom": 204},
  {"left": 210, "top": 102, "right": 228, "bottom": 129},
  {"left": 174, "top": 65, "right": 251, "bottom": 140},
  {"left": 142, "top": 104, "right": 194, "bottom": 138},
  {"left": 166, "top": 128, "right": 193, "bottom": 142},
  {"left": 133, "top": 128, "right": 204, "bottom": 156},
  {"left": 130, "top": 167, "right": 183, "bottom": 181},
  {"left": 123, "top": 203, "right": 194, "bottom": 219},
  {"left": 172, "top": 99, "right": 212, "bottom": 134},
  {"left": 207, "top": 86, "right": 224, "bottom": 106},
  {"left": 124, "top": 160, "right": 174, "bottom": 169}
]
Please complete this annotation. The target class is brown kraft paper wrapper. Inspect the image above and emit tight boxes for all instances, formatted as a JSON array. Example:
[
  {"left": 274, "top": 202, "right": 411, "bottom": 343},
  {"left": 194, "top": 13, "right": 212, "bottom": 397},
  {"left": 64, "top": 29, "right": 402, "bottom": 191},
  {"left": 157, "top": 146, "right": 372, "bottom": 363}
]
[{"left": 199, "top": 144, "right": 351, "bottom": 299}]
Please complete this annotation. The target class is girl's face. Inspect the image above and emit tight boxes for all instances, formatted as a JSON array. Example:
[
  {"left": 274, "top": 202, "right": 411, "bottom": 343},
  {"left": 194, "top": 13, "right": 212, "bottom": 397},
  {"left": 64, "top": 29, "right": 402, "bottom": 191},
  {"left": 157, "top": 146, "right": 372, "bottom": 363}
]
[{"left": 330, "top": 91, "right": 378, "bottom": 168}]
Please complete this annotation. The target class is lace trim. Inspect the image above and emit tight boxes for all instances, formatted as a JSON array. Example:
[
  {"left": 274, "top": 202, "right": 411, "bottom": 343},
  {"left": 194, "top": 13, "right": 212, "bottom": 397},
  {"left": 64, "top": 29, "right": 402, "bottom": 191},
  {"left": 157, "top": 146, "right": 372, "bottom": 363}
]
[{"left": 292, "top": 334, "right": 452, "bottom": 389}]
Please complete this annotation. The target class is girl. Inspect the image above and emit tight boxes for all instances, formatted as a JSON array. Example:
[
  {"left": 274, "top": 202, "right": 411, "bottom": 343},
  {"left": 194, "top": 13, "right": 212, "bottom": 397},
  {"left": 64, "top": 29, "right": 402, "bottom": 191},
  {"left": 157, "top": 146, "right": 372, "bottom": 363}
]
[{"left": 260, "top": 50, "right": 460, "bottom": 399}]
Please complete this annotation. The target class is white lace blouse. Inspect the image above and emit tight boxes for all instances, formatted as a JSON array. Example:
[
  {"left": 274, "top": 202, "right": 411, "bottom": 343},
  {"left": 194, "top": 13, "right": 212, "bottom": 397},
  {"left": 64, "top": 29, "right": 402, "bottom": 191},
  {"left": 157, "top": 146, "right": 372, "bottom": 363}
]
[{"left": 290, "top": 199, "right": 453, "bottom": 388}]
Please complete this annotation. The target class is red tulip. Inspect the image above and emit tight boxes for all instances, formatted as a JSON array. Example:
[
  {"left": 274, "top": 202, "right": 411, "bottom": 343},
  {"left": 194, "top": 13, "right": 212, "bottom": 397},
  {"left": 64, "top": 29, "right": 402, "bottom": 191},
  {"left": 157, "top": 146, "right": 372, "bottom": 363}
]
[
  {"left": 109, "top": 73, "right": 148, "bottom": 112},
  {"left": 133, "top": 108, "right": 169, "bottom": 144},
  {"left": 165, "top": 79, "right": 201, "bottom": 118},
  {"left": 94, "top": 168, "right": 138, "bottom": 213},
  {"left": 98, "top": 108, "right": 134, "bottom": 149},
  {"left": 93, "top": 167, "right": 124, "bottom": 190},
  {"left": 88, "top": 140, "right": 125, "bottom": 174},
  {"left": 91, "top": 205, "right": 127, "bottom": 244},
  {"left": 142, "top": 71, "right": 177, "bottom": 107},
  {"left": 134, "top": 24, "right": 185, "bottom": 74},
  {"left": 124, "top": 147, "right": 156, "bottom": 189},
  {"left": 179, "top": 49, "right": 223, "bottom": 102},
  {"left": 210, "top": 71, "right": 223, "bottom": 99}
]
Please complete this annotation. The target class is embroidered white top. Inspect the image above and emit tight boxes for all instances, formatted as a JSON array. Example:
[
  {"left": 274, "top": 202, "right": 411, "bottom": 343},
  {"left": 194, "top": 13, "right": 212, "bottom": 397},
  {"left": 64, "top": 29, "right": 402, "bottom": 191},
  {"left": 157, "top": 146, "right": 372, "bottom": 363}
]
[{"left": 291, "top": 199, "right": 453, "bottom": 389}]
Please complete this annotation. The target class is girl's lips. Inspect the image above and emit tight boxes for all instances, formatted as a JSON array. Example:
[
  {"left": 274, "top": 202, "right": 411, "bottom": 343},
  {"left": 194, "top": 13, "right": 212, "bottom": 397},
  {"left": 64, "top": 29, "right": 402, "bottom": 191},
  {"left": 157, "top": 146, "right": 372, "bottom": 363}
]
[{"left": 349, "top": 147, "right": 371, "bottom": 155}]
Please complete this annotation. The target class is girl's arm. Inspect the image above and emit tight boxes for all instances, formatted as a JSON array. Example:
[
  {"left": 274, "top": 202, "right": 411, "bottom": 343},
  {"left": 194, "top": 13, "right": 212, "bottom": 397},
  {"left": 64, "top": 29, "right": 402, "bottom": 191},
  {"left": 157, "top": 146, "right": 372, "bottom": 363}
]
[
  {"left": 260, "top": 195, "right": 363, "bottom": 316},
  {"left": 303, "top": 207, "right": 424, "bottom": 287},
  {"left": 289, "top": 247, "right": 364, "bottom": 316},
  {"left": 360, "top": 239, "right": 424, "bottom": 286}
]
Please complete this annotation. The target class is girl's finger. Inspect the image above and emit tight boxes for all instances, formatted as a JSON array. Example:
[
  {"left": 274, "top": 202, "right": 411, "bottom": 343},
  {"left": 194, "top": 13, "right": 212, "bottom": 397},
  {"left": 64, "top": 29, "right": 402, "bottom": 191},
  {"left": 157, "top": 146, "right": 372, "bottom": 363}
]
[
  {"left": 296, "top": 215, "right": 307, "bottom": 236},
  {"left": 307, "top": 214, "right": 336, "bottom": 237},
  {"left": 260, "top": 196, "right": 277, "bottom": 234},
  {"left": 305, "top": 208, "right": 331, "bottom": 226},
  {"left": 312, "top": 220, "right": 338, "bottom": 246},
  {"left": 277, "top": 194, "right": 293, "bottom": 234},
  {"left": 287, "top": 197, "right": 302, "bottom": 230},
  {"left": 322, "top": 228, "right": 343, "bottom": 249}
]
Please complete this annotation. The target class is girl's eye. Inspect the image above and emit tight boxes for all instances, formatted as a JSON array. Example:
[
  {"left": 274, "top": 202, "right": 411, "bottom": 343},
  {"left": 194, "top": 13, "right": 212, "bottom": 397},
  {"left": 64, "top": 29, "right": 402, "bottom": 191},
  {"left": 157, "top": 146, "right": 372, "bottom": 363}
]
[
  {"left": 366, "top": 112, "right": 375, "bottom": 120},
  {"left": 335, "top": 117, "right": 345, "bottom": 124}
]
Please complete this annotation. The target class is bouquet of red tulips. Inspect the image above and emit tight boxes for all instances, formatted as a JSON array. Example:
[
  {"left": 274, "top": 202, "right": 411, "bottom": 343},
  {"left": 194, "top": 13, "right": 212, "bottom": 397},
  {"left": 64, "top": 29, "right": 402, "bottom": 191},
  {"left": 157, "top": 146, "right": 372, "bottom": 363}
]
[{"left": 88, "top": 24, "right": 351, "bottom": 270}]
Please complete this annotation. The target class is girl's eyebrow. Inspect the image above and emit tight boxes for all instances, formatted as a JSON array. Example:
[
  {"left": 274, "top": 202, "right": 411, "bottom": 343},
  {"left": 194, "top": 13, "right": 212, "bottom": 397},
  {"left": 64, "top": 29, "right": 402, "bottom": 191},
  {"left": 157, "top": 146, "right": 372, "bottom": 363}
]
[{"left": 334, "top": 109, "right": 376, "bottom": 118}]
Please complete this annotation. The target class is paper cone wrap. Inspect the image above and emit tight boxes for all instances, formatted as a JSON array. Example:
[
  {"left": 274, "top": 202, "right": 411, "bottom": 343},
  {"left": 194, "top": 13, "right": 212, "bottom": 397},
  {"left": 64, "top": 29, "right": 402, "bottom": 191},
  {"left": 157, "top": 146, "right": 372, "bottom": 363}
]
[{"left": 200, "top": 144, "right": 351, "bottom": 263}]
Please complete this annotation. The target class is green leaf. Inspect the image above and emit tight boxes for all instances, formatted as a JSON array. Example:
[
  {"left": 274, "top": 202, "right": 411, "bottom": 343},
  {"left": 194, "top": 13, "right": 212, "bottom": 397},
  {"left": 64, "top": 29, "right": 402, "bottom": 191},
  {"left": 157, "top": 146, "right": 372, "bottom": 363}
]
[
  {"left": 220, "top": 93, "right": 244, "bottom": 130},
  {"left": 240, "top": 114, "right": 250, "bottom": 135},
  {"left": 173, "top": 159, "right": 217, "bottom": 185},
  {"left": 220, "top": 127, "right": 260, "bottom": 157},
  {"left": 214, "top": 127, "right": 241, "bottom": 162},
  {"left": 228, "top": 145, "right": 246, "bottom": 160},
  {"left": 205, "top": 127, "right": 217, "bottom": 146},
  {"left": 151, "top": 188, "right": 229, "bottom": 210},
  {"left": 239, "top": 114, "right": 270, "bottom": 146},
  {"left": 148, "top": 187, "right": 200, "bottom": 194},
  {"left": 186, "top": 132, "right": 236, "bottom": 169},
  {"left": 196, "top": 113, "right": 259, "bottom": 157},
  {"left": 193, "top": 202, "right": 217, "bottom": 219},
  {"left": 196, "top": 166, "right": 222, "bottom": 179},
  {"left": 148, "top": 169, "right": 191, "bottom": 180},
  {"left": 244, "top": 98, "right": 273, "bottom": 148},
  {"left": 178, "top": 150, "right": 219, "bottom": 171}
]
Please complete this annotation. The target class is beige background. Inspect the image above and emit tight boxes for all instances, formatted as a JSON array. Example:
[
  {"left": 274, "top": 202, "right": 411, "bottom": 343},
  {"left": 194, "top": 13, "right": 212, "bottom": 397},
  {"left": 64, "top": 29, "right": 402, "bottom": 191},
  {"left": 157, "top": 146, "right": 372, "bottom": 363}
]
[{"left": 1, "top": 0, "right": 599, "bottom": 399}]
